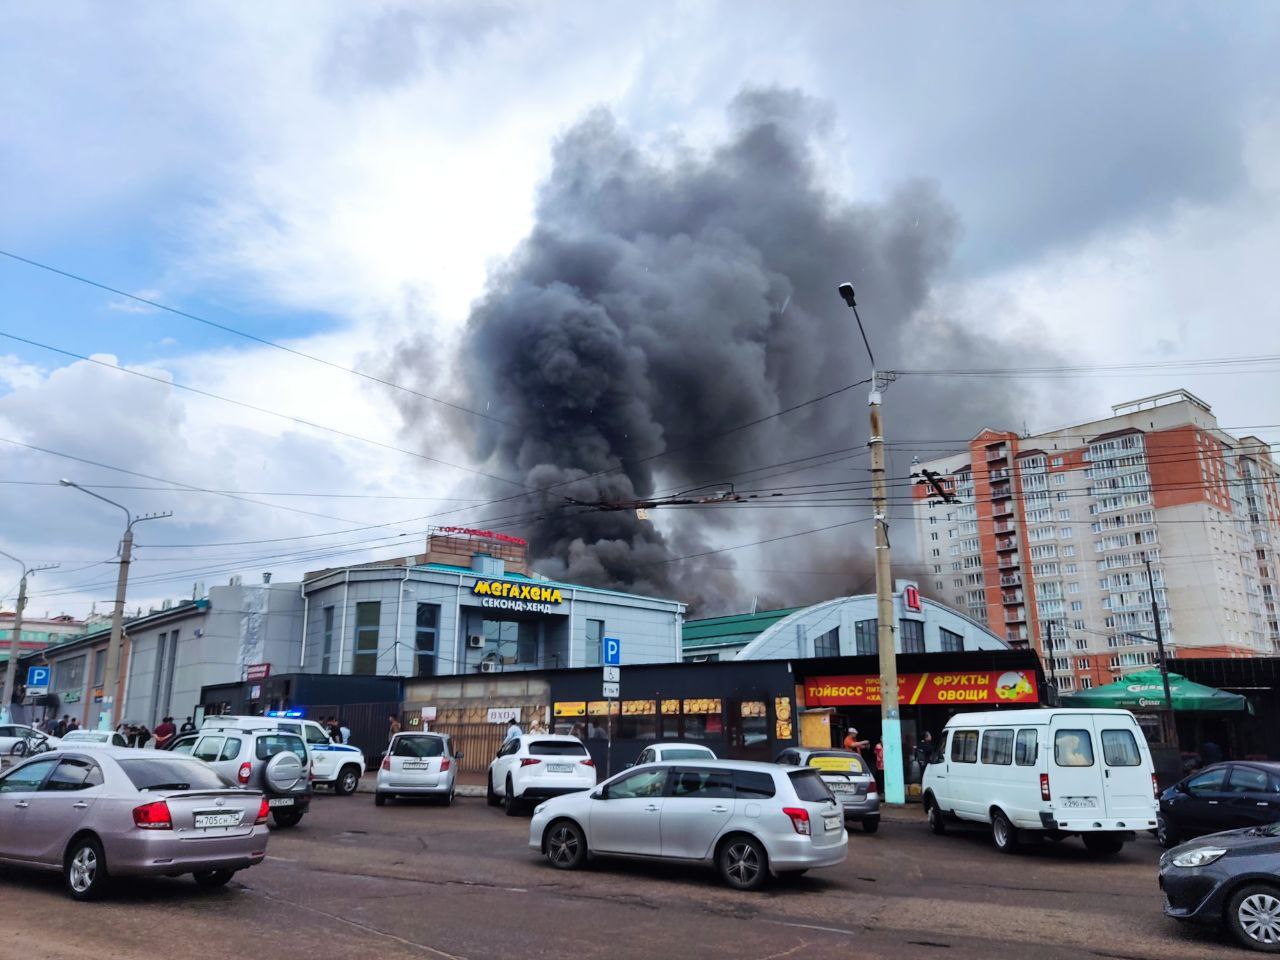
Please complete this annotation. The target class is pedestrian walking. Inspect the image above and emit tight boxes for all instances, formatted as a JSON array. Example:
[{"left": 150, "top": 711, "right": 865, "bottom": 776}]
[
  {"left": 54, "top": 715, "right": 68, "bottom": 738},
  {"left": 154, "top": 716, "right": 176, "bottom": 750},
  {"left": 339, "top": 719, "right": 351, "bottom": 744},
  {"left": 388, "top": 713, "right": 401, "bottom": 737},
  {"left": 503, "top": 717, "right": 523, "bottom": 744},
  {"left": 874, "top": 740, "right": 885, "bottom": 793},
  {"left": 843, "top": 727, "right": 869, "bottom": 754}
]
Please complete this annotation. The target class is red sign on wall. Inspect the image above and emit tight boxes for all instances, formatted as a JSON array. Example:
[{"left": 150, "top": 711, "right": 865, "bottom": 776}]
[
  {"left": 245, "top": 663, "right": 271, "bottom": 682},
  {"left": 903, "top": 584, "right": 922, "bottom": 612},
  {"left": 803, "top": 670, "right": 1038, "bottom": 707}
]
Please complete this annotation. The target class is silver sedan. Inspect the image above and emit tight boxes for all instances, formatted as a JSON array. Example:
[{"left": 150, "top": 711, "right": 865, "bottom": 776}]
[{"left": 0, "top": 747, "right": 269, "bottom": 899}]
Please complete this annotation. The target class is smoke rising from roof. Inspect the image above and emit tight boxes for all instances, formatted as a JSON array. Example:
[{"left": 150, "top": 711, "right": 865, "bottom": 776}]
[{"left": 393, "top": 88, "right": 1060, "bottom": 614}]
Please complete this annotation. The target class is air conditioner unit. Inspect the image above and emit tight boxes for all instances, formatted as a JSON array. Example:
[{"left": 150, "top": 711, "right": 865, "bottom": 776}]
[
  {"left": 467, "top": 634, "right": 484, "bottom": 649},
  {"left": 479, "top": 660, "right": 500, "bottom": 673}
]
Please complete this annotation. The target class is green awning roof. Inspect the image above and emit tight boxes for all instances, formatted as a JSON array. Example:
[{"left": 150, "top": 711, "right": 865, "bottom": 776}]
[
  {"left": 1060, "top": 669, "right": 1250, "bottom": 712},
  {"left": 682, "top": 608, "right": 803, "bottom": 650}
]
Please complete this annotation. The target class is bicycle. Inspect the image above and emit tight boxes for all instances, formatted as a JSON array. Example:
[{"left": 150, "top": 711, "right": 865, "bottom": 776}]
[{"left": 10, "top": 733, "right": 54, "bottom": 758}]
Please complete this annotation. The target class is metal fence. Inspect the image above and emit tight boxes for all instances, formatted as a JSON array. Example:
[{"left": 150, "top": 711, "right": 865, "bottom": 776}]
[
  {"left": 426, "top": 721, "right": 506, "bottom": 776},
  {"left": 308, "top": 701, "right": 401, "bottom": 767}
]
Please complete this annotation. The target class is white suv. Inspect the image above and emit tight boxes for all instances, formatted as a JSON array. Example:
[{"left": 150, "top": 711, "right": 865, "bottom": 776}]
[
  {"left": 201, "top": 716, "right": 366, "bottom": 795},
  {"left": 487, "top": 735, "right": 596, "bottom": 815}
]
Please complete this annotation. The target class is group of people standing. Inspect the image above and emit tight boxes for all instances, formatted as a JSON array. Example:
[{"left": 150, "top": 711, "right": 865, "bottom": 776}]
[
  {"left": 34, "top": 714, "right": 79, "bottom": 738},
  {"left": 842, "top": 726, "right": 939, "bottom": 790},
  {"left": 323, "top": 716, "right": 351, "bottom": 744}
]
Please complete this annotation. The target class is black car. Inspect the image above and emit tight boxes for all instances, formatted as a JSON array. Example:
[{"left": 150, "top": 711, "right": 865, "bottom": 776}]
[
  {"left": 1158, "top": 762, "right": 1280, "bottom": 849},
  {"left": 1160, "top": 821, "right": 1280, "bottom": 952}
]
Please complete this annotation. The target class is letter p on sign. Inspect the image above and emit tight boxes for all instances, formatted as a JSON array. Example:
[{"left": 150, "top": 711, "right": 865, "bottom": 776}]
[{"left": 603, "top": 637, "right": 622, "bottom": 666}]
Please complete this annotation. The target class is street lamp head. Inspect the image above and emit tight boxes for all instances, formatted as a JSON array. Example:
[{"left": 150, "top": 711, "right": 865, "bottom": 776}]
[
  {"left": 59, "top": 478, "right": 76, "bottom": 487},
  {"left": 837, "top": 282, "right": 856, "bottom": 308}
]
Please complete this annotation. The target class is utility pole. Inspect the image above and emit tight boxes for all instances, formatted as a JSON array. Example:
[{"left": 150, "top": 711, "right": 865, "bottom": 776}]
[
  {"left": 1143, "top": 553, "right": 1175, "bottom": 742},
  {"left": 59, "top": 480, "right": 171, "bottom": 731},
  {"left": 839, "top": 282, "right": 904, "bottom": 806},
  {"left": 0, "top": 551, "right": 60, "bottom": 724},
  {"left": 1043, "top": 619, "right": 1059, "bottom": 707}
]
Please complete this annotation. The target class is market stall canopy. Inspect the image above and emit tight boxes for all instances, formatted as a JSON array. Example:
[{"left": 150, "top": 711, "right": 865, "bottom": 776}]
[{"left": 1060, "top": 669, "right": 1250, "bottom": 712}]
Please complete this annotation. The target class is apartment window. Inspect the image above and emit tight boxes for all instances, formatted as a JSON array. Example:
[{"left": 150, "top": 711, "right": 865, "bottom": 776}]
[
  {"left": 321, "top": 606, "right": 335, "bottom": 674},
  {"left": 930, "top": 532, "right": 939, "bottom": 541},
  {"left": 1077, "top": 658, "right": 1089, "bottom": 670},
  {"left": 585, "top": 619, "right": 605, "bottom": 667},
  {"left": 1057, "top": 492, "right": 1068, "bottom": 502},
  {"left": 54, "top": 655, "right": 86, "bottom": 692},
  {"left": 929, "top": 516, "right": 937, "bottom": 525},
  {"left": 854, "top": 619, "right": 878, "bottom": 655},
  {"left": 1068, "top": 582, "right": 1080, "bottom": 594},
  {"left": 1080, "top": 677, "right": 1093, "bottom": 689},
  {"left": 1051, "top": 456, "right": 1064, "bottom": 467},
  {"left": 1057, "top": 510, "right": 1070, "bottom": 520},
  {"left": 1073, "top": 620, "right": 1086, "bottom": 631},
  {"left": 813, "top": 628, "right": 839, "bottom": 658},
  {"left": 1053, "top": 474, "right": 1066, "bottom": 486},
  {"left": 1064, "top": 563, "right": 1078, "bottom": 574},
  {"left": 1062, "top": 545, "right": 1076, "bottom": 557},
  {"left": 352, "top": 601, "right": 381, "bottom": 675},
  {"left": 414, "top": 604, "right": 439, "bottom": 677},
  {"left": 1071, "top": 601, "right": 1083, "bottom": 612},
  {"left": 1060, "top": 527, "right": 1073, "bottom": 539},
  {"left": 940, "top": 628, "right": 964, "bottom": 652},
  {"left": 900, "top": 619, "right": 925, "bottom": 654},
  {"left": 931, "top": 549, "right": 940, "bottom": 557}
]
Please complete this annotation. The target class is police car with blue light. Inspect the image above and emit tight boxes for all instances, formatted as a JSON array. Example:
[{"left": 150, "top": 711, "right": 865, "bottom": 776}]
[{"left": 201, "top": 713, "right": 366, "bottom": 795}]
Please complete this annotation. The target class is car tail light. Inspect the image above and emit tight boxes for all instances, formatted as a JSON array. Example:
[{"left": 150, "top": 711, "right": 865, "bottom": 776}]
[
  {"left": 255, "top": 798, "right": 270, "bottom": 825},
  {"left": 381, "top": 756, "right": 391, "bottom": 771},
  {"left": 1152, "top": 773, "right": 1159, "bottom": 799},
  {"left": 782, "top": 807, "right": 811, "bottom": 835},
  {"left": 520, "top": 757, "right": 541, "bottom": 767},
  {"left": 132, "top": 800, "right": 172, "bottom": 830},
  {"left": 1040, "top": 774, "right": 1051, "bottom": 801},
  {"left": 440, "top": 757, "right": 451, "bottom": 772},
  {"left": 580, "top": 759, "right": 595, "bottom": 767},
  {"left": 238, "top": 762, "right": 252, "bottom": 785}
]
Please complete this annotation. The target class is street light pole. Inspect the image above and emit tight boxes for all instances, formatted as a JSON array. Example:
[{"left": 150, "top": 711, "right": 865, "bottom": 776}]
[
  {"left": 0, "top": 550, "right": 59, "bottom": 724},
  {"left": 1142, "top": 553, "right": 1176, "bottom": 742},
  {"left": 59, "top": 480, "right": 171, "bottom": 731},
  {"left": 839, "top": 282, "right": 905, "bottom": 806},
  {"left": 1044, "top": 619, "right": 1060, "bottom": 707}
]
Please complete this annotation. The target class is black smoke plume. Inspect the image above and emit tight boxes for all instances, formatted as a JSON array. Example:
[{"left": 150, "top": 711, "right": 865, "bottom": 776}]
[{"left": 393, "top": 89, "right": 1062, "bottom": 614}]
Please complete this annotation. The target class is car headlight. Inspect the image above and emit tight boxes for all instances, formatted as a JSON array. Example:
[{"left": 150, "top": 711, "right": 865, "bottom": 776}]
[
  {"left": 1171, "top": 847, "right": 1227, "bottom": 868},
  {"left": 534, "top": 803, "right": 547, "bottom": 815}
]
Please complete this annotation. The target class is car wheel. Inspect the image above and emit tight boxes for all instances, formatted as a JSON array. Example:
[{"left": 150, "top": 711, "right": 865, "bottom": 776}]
[
  {"left": 335, "top": 765, "right": 361, "bottom": 796},
  {"left": 65, "top": 836, "right": 109, "bottom": 901},
  {"left": 11, "top": 740, "right": 28, "bottom": 757},
  {"left": 1227, "top": 883, "right": 1280, "bottom": 953},
  {"left": 374, "top": 791, "right": 388, "bottom": 807},
  {"left": 504, "top": 776, "right": 522, "bottom": 817},
  {"left": 193, "top": 869, "right": 235, "bottom": 889},
  {"left": 441, "top": 786, "right": 454, "bottom": 807},
  {"left": 861, "top": 817, "right": 880, "bottom": 834},
  {"left": 991, "top": 809, "right": 1019, "bottom": 854},
  {"left": 271, "top": 809, "right": 304, "bottom": 829},
  {"left": 486, "top": 773, "right": 501, "bottom": 807},
  {"left": 1081, "top": 834, "right": 1125, "bottom": 857},
  {"left": 926, "top": 797, "right": 947, "bottom": 835},
  {"left": 1156, "top": 815, "right": 1179, "bottom": 849},
  {"left": 718, "top": 835, "right": 768, "bottom": 891},
  {"left": 545, "top": 820, "right": 587, "bottom": 870}
]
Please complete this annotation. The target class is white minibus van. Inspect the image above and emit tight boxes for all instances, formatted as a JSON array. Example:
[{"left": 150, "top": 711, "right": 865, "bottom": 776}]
[{"left": 921, "top": 708, "right": 1158, "bottom": 855}]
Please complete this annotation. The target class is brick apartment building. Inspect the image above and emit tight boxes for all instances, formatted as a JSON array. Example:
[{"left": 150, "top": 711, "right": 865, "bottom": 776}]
[{"left": 911, "top": 389, "right": 1280, "bottom": 695}]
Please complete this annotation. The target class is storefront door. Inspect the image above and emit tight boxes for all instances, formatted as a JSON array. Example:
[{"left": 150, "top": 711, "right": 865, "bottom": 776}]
[{"left": 726, "top": 698, "right": 771, "bottom": 761}]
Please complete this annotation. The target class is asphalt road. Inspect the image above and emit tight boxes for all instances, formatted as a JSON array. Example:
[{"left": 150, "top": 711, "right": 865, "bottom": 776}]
[{"left": 0, "top": 794, "right": 1250, "bottom": 960}]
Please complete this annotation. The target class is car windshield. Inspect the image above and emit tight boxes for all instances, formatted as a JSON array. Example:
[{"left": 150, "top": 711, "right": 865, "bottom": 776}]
[
  {"left": 529, "top": 740, "right": 588, "bottom": 756},
  {"left": 119, "top": 758, "right": 233, "bottom": 791},
  {"left": 660, "top": 748, "right": 714, "bottom": 760},
  {"left": 392, "top": 736, "right": 445, "bottom": 758}
]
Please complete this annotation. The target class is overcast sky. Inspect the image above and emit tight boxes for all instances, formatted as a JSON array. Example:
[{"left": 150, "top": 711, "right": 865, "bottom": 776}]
[{"left": 2, "top": 1, "right": 1278, "bottom": 619}]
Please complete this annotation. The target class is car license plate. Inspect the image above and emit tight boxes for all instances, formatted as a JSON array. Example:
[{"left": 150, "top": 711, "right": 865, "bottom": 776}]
[
  {"left": 267, "top": 797, "right": 295, "bottom": 807},
  {"left": 403, "top": 761, "right": 430, "bottom": 769},
  {"left": 194, "top": 812, "right": 243, "bottom": 829},
  {"left": 1060, "top": 796, "right": 1097, "bottom": 809},
  {"left": 547, "top": 763, "right": 573, "bottom": 773},
  {"left": 823, "top": 815, "right": 842, "bottom": 832}
]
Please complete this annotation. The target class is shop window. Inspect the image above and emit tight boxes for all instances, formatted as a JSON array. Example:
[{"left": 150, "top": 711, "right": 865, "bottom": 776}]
[
  {"left": 736, "top": 700, "right": 768, "bottom": 750},
  {"left": 812, "top": 628, "right": 838, "bottom": 658},
  {"left": 618, "top": 700, "right": 657, "bottom": 740},
  {"left": 854, "top": 619, "right": 877, "bottom": 656},
  {"left": 484, "top": 619, "right": 538, "bottom": 665},
  {"left": 939, "top": 628, "right": 964, "bottom": 652},
  {"left": 660, "top": 699, "right": 680, "bottom": 738},
  {"left": 681, "top": 699, "right": 723, "bottom": 740},
  {"left": 321, "top": 606, "right": 335, "bottom": 674},
  {"left": 353, "top": 601, "right": 381, "bottom": 675},
  {"left": 415, "top": 604, "right": 439, "bottom": 677},
  {"left": 585, "top": 619, "right": 605, "bottom": 667},
  {"left": 54, "top": 655, "right": 86, "bottom": 692},
  {"left": 900, "top": 620, "right": 925, "bottom": 654}
]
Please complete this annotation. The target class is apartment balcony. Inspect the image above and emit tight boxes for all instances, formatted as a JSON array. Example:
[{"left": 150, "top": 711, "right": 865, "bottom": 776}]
[
  {"left": 1002, "top": 591, "right": 1024, "bottom": 605},
  {"left": 1000, "top": 573, "right": 1022, "bottom": 587},
  {"left": 986, "top": 446, "right": 1009, "bottom": 462},
  {"left": 988, "top": 468, "right": 1010, "bottom": 481},
  {"left": 996, "top": 537, "right": 1018, "bottom": 552},
  {"left": 1005, "top": 629, "right": 1029, "bottom": 643},
  {"left": 997, "top": 555, "right": 1021, "bottom": 570},
  {"left": 990, "top": 482, "right": 1012, "bottom": 500},
  {"left": 994, "top": 519, "right": 1017, "bottom": 534},
  {"left": 993, "top": 500, "right": 1014, "bottom": 519}
]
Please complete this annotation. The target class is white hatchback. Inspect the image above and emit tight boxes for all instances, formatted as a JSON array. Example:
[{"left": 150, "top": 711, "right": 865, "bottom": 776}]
[{"left": 488, "top": 735, "right": 596, "bottom": 815}]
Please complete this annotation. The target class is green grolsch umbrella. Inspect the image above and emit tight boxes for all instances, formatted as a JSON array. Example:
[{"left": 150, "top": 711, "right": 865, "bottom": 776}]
[{"left": 1059, "top": 668, "right": 1249, "bottom": 712}]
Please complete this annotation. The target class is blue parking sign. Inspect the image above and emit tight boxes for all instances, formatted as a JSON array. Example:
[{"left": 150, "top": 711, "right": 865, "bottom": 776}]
[
  {"left": 603, "top": 637, "right": 622, "bottom": 666},
  {"left": 26, "top": 665, "right": 50, "bottom": 687}
]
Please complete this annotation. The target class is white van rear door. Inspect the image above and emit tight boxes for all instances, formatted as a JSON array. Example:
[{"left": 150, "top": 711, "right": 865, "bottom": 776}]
[
  {"left": 1048, "top": 716, "right": 1106, "bottom": 818},
  {"left": 1096, "top": 718, "right": 1155, "bottom": 822}
]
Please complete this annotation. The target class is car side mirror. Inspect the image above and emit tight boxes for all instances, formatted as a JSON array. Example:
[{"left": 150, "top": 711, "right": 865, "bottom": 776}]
[
  {"left": 624, "top": 762, "right": 634, "bottom": 769},
  {"left": 455, "top": 751, "right": 464, "bottom": 761},
  {"left": 590, "top": 790, "right": 604, "bottom": 800}
]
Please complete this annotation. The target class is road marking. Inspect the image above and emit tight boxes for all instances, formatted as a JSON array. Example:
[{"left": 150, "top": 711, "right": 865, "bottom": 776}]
[
  {"left": 762, "top": 919, "right": 862, "bottom": 937},
  {"left": 266, "top": 855, "right": 298, "bottom": 862}
]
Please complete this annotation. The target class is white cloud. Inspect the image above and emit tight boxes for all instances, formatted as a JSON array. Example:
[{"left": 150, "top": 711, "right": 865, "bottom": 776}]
[{"left": 106, "top": 289, "right": 163, "bottom": 313}]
